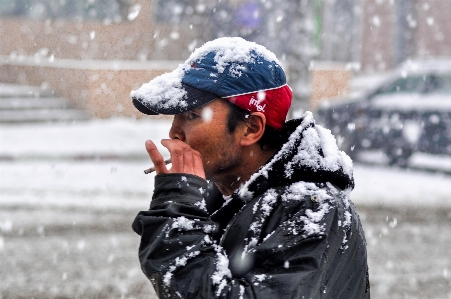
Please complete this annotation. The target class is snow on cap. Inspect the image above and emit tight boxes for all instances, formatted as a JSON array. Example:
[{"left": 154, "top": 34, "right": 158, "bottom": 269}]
[{"left": 131, "top": 37, "right": 292, "bottom": 130}]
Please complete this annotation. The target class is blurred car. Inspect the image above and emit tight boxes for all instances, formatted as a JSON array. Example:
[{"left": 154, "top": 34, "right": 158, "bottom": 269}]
[{"left": 316, "top": 59, "right": 451, "bottom": 166}]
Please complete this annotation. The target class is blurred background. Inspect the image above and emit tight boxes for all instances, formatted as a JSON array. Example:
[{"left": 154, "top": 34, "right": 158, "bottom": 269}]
[{"left": 1, "top": 0, "right": 450, "bottom": 298}]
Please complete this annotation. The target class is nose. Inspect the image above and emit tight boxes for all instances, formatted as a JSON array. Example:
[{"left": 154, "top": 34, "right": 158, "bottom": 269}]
[{"left": 169, "top": 115, "right": 185, "bottom": 141}]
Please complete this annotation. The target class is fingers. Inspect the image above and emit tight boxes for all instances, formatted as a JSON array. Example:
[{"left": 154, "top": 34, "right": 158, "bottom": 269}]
[
  {"left": 145, "top": 139, "right": 206, "bottom": 178},
  {"left": 161, "top": 139, "right": 206, "bottom": 179},
  {"left": 145, "top": 140, "right": 169, "bottom": 174},
  {"left": 192, "top": 150, "right": 206, "bottom": 179},
  {"left": 162, "top": 139, "right": 191, "bottom": 173}
]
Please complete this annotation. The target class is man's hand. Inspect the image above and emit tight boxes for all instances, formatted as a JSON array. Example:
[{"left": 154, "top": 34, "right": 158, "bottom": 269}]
[{"left": 145, "top": 139, "right": 206, "bottom": 179}]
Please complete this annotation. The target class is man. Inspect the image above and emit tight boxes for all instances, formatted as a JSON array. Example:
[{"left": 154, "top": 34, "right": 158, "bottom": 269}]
[{"left": 131, "top": 37, "right": 370, "bottom": 298}]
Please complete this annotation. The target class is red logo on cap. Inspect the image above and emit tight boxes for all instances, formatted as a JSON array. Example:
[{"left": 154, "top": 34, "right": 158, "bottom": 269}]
[{"left": 225, "top": 85, "right": 292, "bottom": 131}]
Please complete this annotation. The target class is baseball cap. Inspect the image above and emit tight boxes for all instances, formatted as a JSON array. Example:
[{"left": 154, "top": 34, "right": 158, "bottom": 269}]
[{"left": 131, "top": 37, "right": 292, "bottom": 130}]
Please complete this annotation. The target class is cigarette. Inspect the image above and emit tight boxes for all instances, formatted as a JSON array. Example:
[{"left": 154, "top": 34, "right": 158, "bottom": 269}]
[{"left": 144, "top": 158, "right": 172, "bottom": 174}]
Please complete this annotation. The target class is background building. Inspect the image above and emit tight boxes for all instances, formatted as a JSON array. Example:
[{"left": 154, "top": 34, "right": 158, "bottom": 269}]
[
  {"left": 320, "top": 0, "right": 451, "bottom": 72},
  {"left": 1, "top": 0, "right": 450, "bottom": 117}
]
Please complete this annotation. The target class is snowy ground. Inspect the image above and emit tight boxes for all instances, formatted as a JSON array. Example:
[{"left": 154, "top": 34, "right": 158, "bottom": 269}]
[
  {"left": 1, "top": 117, "right": 450, "bottom": 298},
  {"left": 1, "top": 117, "right": 449, "bottom": 208}
]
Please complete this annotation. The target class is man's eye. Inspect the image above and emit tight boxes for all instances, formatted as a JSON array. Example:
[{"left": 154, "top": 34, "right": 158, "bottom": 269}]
[{"left": 187, "top": 111, "right": 200, "bottom": 120}]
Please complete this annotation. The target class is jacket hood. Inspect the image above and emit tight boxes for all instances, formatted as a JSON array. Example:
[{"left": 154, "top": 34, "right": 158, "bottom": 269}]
[{"left": 237, "top": 111, "right": 354, "bottom": 202}]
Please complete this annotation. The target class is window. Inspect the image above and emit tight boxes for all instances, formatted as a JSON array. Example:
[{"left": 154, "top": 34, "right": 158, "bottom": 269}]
[
  {"left": 428, "top": 75, "right": 451, "bottom": 95},
  {"left": 377, "top": 76, "right": 426, "bottom": 95},
  {"left": 156, "top": 0, "right": 188, "bottom": 23}
]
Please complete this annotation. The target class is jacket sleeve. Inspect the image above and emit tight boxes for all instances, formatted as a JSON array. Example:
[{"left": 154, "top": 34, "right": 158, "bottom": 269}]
[
  {"left": 132, "top": 174, "right": 359, "bottom": 298},
  {"left": 132, "top": 173, "right": 233, "bottom": 298}
]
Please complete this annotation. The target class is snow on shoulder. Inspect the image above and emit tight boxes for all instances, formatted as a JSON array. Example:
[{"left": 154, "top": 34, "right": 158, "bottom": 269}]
[
  {"left": 237, "top": 111, "right": 354, "bottom": 202},
  {"left": 130, "top": 37, "right": 281, "bottom": 113},
  {"left": 287, "top": 112, "right": 353, "bottom": 176}
]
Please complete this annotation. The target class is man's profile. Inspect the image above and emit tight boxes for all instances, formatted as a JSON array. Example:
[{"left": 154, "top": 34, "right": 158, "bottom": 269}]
[{"left": 131, "top": 37, "right": 369, "bottom": 298}]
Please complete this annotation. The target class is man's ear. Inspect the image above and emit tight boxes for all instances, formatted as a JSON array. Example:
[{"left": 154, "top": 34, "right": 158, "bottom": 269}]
[{"left": 240, "top": 112, "right": 266, "bottom": 147}]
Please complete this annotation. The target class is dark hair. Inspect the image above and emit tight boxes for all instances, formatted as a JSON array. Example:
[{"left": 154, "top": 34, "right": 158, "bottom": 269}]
[{"left": 224, "top": 100, "right": 287, "bottom": 150}]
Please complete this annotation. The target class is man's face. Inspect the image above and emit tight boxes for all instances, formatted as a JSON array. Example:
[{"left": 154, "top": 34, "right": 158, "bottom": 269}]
[{"left": 169, "top": 99, "right": 244, "bottom": 181}]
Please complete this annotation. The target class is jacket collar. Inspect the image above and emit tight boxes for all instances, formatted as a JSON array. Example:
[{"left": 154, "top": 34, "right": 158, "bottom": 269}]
[{"left": 236, "top": 112, "right": 354, "bottom": 203}]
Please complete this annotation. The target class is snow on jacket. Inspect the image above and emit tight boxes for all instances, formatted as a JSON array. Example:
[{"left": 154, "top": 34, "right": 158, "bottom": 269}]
[{"left": 132, "top": 112, "right": 370, "bottom": 298}]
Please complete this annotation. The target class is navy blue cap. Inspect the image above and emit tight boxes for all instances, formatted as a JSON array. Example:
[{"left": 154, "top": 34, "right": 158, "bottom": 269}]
[{"left": 131, "top": 37, "right": 292, "bottom": 129}]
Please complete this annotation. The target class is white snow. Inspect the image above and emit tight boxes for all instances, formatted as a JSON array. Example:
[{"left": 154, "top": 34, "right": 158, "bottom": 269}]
[
  {"left": 257, "top": 189, "right": 277, "bottom": 216},
  {"left": 351, "top": 163, "right": 451, "bottom": 208},
  {"left": 194, "top": 199, "right": 207, "bottom": 211},
  {"left": 0, "top": 118, "right": 171, "bottom": 160},
  {"left": 211, "top": 245, "right": 232, "bottom": 296},
  {"left": 131, "top": 69, "right": 188, "bottom": 110},
  {"left": 283, "top": 182, "right": 332, "bottom": 204},
  {"left": 239, "top": 285, "right": 245, "bottom": 299},
  {"left": 175, "top": 251, "right": 200, "bottom": 267},
  {"left": 163, "top": 272, "right": 172, "bottom": 286},
  {"left": 371, "top": 94, "right": 451, "bottom": 112},
  {"left": 171, "top": 216, "right": 195, "bottom": 231},
  {"left": 185, "top": 37, "right": 280, "bottom": 73}
]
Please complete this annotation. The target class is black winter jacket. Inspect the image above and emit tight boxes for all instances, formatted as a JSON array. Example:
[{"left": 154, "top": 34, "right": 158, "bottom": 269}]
[{"left": 132, "top": 112, "right": 370, "bottom": 298}]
